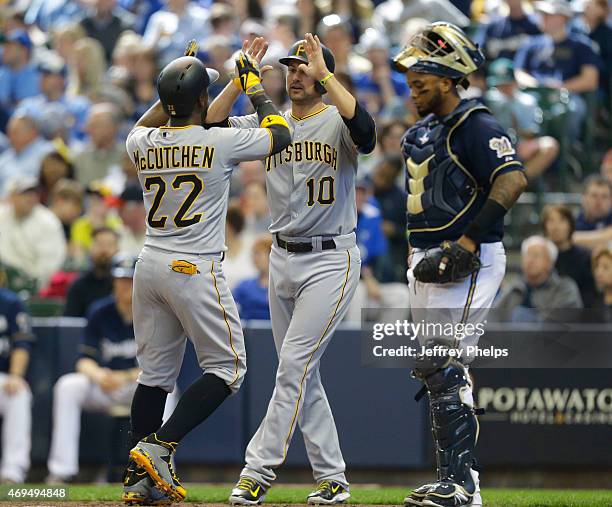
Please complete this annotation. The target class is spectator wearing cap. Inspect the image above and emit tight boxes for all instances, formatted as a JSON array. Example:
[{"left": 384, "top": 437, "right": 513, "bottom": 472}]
[
  {"left": 573, "top": 175, "right": 612, "bottom": 250},
  {"left": 496, "top": 235, "right": 583, "bottom": 321},
  {"left": 233, "top": 235, "right": 273, "bottom": 320},
  {"left": 542, "top": 204, "right": 598, "bottom": 307},
  {"left": 371, "top": 0, "right": 469, "bottom": 46},
  {"left": 70, "top": 182, "right": 122, "bottom": 261},
  {"left": 317, "top": 15, "right": 371, "bottom": 76},
  {"left": 117, "top": 184, "right": 146, "bottom": 256},
  {"left": 78, "top": 0, "right": 134, "bottom": 63},
  {"left": 514, "top": 0, "right": 601, "bottom": 140},
  {"left": 0, "top": 176, "right": 67, "bottom": 288},
  {"left": 64, "top": 227, "right": 119, "bottom": 317},
  {"left": 73, "top": 103, "right": 124, "bottom": 186},
  {"left": 317, "top": 0, "right": 374, "bottom": 40},
  {"left": 0, "top": 30, "right": 41, "bottom": 117},
  {"left": 473, "top": 0, "right": 541, "bottom": 62},
  {"left": 352, "top": 28, "right": 408, "bottom": 119},
  {"left": 485, "top": 58, "right": 559, "bottom": 181},
  {"left": 142, "top": 0, "right": 210, "bottom": 67},
  {"left": 570, "top": 0, "right": 612, "bottom": 97},
  {"left": 46, "top": 255, "right": 140, "bottom": 484},
  {"left": 15, "top": 54, "right": 91, "bottom": 143},
  {"left": 0, "top": 114, "right": 54, "bottom": 195}
]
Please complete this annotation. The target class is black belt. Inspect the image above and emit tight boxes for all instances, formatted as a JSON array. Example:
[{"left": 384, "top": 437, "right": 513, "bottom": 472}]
[{"left": 275, "top": 234, "right": 336, "bottom": 253}]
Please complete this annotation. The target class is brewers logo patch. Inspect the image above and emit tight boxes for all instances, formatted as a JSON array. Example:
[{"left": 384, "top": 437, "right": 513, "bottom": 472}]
[{"left": 489, "top": 136, "right": 515, "bottom": 158}]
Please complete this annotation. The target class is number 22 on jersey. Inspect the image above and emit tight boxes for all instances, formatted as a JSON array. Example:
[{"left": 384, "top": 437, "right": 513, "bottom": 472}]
[{"left": 144, "top": 173, "right": 204, "bottom": 228}]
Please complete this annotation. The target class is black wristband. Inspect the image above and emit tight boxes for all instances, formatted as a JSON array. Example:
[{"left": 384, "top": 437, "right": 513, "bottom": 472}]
[{"left": 464, "top": 199, "right": 508, "bottom": 243}]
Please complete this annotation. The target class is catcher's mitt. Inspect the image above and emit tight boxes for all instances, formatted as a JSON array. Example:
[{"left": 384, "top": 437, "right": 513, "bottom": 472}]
[{"left": 413, "top": 241, "right": 481, "bottom": 284}]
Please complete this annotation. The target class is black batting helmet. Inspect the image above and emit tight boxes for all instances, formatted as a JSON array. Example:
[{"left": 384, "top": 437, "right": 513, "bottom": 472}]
[
  {"left": 157, "top": 56, "right": 219, "bottom": 118},
  {"left": 279, "top": 40, "right": 335, "bottom": 94}
]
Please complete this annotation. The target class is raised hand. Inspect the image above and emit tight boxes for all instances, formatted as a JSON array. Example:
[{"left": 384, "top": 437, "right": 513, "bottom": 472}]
[
  {"left": 184, "top": 39, "right": 198, "bottom": 57},
  {"left": 235, "top": 51, "right": 264, "bottom": 95},
  {"left": 298, "top": 32, "right": 331, "bottom": 81}
]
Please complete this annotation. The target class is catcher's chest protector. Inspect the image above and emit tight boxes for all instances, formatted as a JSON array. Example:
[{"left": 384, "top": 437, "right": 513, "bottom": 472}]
[{"left": 401, "top": 99, "right": 488, "bottom": 233}]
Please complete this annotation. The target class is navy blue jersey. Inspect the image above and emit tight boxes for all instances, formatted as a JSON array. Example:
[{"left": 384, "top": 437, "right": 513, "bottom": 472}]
[
  {"left": 0, "top": 288, "right": 34, "bottom": 373},
  {"left": 403, "top": 100, "right": 524, "bottom": 248},
  {"left": 474, "top": 14, "right": 541, "bottom": 61},
  {"left": 233, "top": 278, "right": 270, "bottom": 321},
  {"left": 79, "top": 295, "right": 137, "bottom": 370},
  {"left": 575, "top": 209, "right": 612, "bottom": 231},
  {"left": 514, "top": 33, "right": 602, "bottom": 83}
]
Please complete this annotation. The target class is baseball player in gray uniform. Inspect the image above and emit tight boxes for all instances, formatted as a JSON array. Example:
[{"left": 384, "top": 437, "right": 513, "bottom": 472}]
[
  {"left": 204, "top": 34, "right": 376, "bottom": 505},
  {"left": 122, "top": 45, "right": 291, "bottom": 504}
]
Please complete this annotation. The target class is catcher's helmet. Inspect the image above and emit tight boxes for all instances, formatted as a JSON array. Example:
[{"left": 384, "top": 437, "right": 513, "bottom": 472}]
[
  {"left": 157, "top": 56, "right": 219, "bottom": 118},
  {"left": 392, "top": 23, "right": 484, "bottom": 87},
  {"left": 279, "top": 40, "right": 336, "bottom": 94}
]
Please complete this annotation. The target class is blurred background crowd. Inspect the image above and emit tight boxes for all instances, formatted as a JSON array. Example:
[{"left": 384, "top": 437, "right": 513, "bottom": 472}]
[
  {"left": 0, "top": 0, "right": 610, "bottom": 322},
  {"left": 0, "top": 0, "right": 610, "bottom": 486}
]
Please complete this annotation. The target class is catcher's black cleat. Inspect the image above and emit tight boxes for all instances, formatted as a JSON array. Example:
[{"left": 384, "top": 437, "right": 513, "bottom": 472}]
[
  {"left": 421, "top": 481, "right": 474, "bottom": 507},
  {"left": 122, "top": 461, "right": 171, "bottom": 505},
  {"left": 229, "top": 476, "right": 267, "bottom": 505},
  {"left": 404, "top": 483, "right": 435, "bottom": 506},
  {"left": 307, "top": 480, "right": 350, "bottom": 504}
]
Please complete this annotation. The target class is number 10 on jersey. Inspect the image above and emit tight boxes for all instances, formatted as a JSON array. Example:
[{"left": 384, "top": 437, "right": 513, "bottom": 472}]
[{"left": 306, "top": 176, "right": 335, "bottom": 206}]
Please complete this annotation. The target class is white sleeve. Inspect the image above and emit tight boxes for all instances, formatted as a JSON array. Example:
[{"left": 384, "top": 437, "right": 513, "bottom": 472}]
[
  {"left": 220, "top": 127, "right": 273, "bottom": 165},
  {"left": 228, "top": 114, "right": 259, "bottom": 129},
  {"left": 125, "top": 126, "right": 149, "bottom": 157}
]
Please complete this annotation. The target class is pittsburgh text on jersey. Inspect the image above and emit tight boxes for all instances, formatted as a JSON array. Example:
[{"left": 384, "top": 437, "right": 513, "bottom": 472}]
[
  {"left": 265, "top": 141, "right": 338, "bottom": 171},
  {"left": 132, "top": 145, "right": 216, "bottom": 171}
]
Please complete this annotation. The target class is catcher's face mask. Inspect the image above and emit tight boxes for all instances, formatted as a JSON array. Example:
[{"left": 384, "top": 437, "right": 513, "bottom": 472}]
[{"left": 392, "top": 22, "right": 484, "bottom": 86}]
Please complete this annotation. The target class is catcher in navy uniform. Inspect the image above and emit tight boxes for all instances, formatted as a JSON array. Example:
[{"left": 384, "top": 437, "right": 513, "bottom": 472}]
[{"left": 392, "top": 23, "right": 527, "bottom": 507}]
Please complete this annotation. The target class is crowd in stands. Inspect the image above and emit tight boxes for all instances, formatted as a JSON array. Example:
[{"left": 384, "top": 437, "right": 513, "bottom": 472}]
[{"left": 0, "top": 0, "right": 610, "bottom": 483}]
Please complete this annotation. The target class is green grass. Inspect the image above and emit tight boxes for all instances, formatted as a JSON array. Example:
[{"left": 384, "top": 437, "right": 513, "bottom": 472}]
[{"left": 3, "top": 484, "right": 611, "bottom": 506}]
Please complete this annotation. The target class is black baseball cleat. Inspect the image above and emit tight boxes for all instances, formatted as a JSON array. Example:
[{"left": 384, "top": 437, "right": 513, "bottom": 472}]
[
  {"left": 307, "top": 480, "right": 350, "bottom": 504},
  {"left": 421, "top": 481, "right": 474, "bottom": 507},
  {"left": 229, "top": 475, "right": 267, "bottom": 505},
  {"left": 404, "top": 483, "right": 435, "bottom": 506}
]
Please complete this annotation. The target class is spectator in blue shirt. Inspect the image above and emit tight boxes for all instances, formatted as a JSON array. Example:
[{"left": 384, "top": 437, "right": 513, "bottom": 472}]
[
  {"left": 15, "top": 54, "right": 91, "bottom": 143},
  {"left": 474, "top": 0, "right": 541, "bottom": 61},
  {"left": 514, "top": 0, "right": 601, "bottom": 140},
  {"left": 47, "top": 255, "right": 140, "bottom": 483},
  {"left": 573, "top": 176, "right": 612, "bottom": 252},
  {"left": 485, "top": 58, "right": 559, "bottom": 181},
  {"left": 233, "top": 235, "right": 273, "bottom": 321},
  {"left": 0, "top": 287, "right": 34, "bottom": 484},
  {"left": 356, "top": 177, "right": 388, "bottom": 268},
  {"left": 0, "top": 31, "right": 41, "bottom": 124},
  {"left": 0, "top": 114, "right": 54, "bottom": 195}
]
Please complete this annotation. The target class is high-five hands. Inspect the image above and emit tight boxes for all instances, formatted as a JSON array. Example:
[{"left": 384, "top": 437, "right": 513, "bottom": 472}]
[{"left": 299, "top": 33, "right": 331, "bottom": 81}]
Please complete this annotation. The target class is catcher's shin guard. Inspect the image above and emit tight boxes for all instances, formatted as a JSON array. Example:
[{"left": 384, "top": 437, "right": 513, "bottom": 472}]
[{"left": 414, "top": 360, "right": 478, "bottom": 497}]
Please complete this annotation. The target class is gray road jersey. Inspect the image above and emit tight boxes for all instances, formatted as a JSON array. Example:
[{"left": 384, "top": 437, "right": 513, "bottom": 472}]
[
  {"left": 126, "top": 124, "right": 271, "bottom": 254},
  {"left": 229, "top": 105, "right": 358, "bottom": 237}
]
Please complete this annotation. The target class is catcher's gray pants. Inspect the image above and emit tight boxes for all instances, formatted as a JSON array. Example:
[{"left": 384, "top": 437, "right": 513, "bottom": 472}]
[
  {"left": 243, "top": 236, "right": 361, "bottom": 488},
  {"left": 407, "top": 241, "right": 506, "bottom": 354},
  {"left": 133, "top": 246, "right": 246, "bottom": 393}
]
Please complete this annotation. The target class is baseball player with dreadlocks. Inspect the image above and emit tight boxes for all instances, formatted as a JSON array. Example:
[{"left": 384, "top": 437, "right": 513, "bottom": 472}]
[
  {"left": 204, "top": 33, "right": 376, "bottom": 505},
  {"left": 391, "top": 23, "right": 527, "bottom": 507},
  {"left": 121, "top": 41, "right": 291, "bottom": 504}
]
